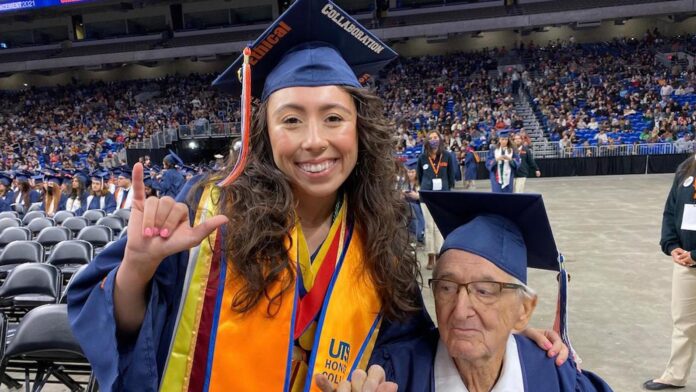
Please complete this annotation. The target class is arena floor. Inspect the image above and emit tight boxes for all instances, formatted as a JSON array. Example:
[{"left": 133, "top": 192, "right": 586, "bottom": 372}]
[
  {"left": 3, "top": 173, "right": 681, "bottom": 392},
  {"left": 420, "top": 173, "right": 682, "bottom": 392}
]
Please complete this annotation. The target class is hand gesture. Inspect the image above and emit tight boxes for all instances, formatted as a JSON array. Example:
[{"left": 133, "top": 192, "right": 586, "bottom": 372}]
[
  {"left": 315, "top": 366, "right": 397, "bottom": 392},
  {"left": 672, "top": 248, "right": 694, "bottom": 267},
  {"left": 122, "top": 163, "right": 228, "bottom": 283},
  {"left": 520, "top": 327, "right": 569, "bottom": 366}
]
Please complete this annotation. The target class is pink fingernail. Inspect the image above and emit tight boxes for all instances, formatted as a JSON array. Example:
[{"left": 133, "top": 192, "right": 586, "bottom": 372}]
[
  {"left": 153, "top": 227, "right": 160, "bottom": 236},
  {"left": 160, "top": 228, "right": 169, "bottom": 238},
  {"left": 144, "top": 227, "right": 152, "bottom": 237},
  {"left": 544, "top": 342, "right": 552, "bottom": 350}
]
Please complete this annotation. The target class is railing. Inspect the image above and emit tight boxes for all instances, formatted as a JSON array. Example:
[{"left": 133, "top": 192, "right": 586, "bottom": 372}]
[
  {"left": 473, "top": 142, "right": 693, "bottom": 161},
  {"left": 178, "top": 122, "right": 239, "bottom": 139}
]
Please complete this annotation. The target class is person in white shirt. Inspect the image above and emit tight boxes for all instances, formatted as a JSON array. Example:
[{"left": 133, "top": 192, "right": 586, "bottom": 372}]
[{"left": 114, "top": 168, "right": 133, "bottom": 210}]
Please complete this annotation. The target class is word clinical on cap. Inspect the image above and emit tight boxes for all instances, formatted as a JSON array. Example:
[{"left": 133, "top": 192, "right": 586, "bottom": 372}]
[
  {"left": 321, "top": 3, "right": 385, "bottom": 54},
  {"left": 250, "top": 21, "right": 292, "bottom": 65}
]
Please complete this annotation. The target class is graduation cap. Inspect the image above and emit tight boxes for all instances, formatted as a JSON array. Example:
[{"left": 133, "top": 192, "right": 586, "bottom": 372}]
[
  {"left": 46, "top": 174, "right": 63, "bottom": 185},
  {"left": 498, "top": 129, "right": 513, "bottom": 138},
  {"left": 32, "top": 174, "right": 44, "bottom": 185},
  {"left": 15, "top": 171, "right": 32, "bottom": 182},
  {"left": 117, "top": 167, "right": 132, "bottom": 179},
  {"left": 0, "top": 173, "right": 12, "bottom": 187},
  {"left": 143, "top": 177, "right": 160, "bottom": 191},
  {"left": 163, "top": 150, "right": 184, "bottom": 167},
  {"left": 90, "top": 171, "right": 109, "bottom": 185},
  {"left": 211, "top": 0, "right": 397, "bottom": 187},
  {"left": 212, "top": 0, "right": 398, "bottom": 100},
  {"left": 404, "top": 158, "right": 418, "bottom": 171},
  {"left": 420, "top": 191, "right": 574, "bottom": 355}
]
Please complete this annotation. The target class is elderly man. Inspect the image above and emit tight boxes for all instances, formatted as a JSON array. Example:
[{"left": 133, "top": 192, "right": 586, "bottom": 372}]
[{"left": 369, "top": 192, "right": 613, "bottom": 391}]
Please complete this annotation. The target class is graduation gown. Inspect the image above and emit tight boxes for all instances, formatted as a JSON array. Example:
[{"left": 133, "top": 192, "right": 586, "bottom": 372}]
[
  {"left": 77, "top": 193, "right": 116, "bottom": 214},
  {"left": 114, "top": 187, "right": 133, "bottom": 210},
  {"left": 486, "top": 149, "right": 520, "bottom": 193},
  {"left": 463, "top": 150, "right": 478, "bottom": 181},
  {"left": 40, "top": 194, "right": 68, "bottom": 214},
  {"left": 13, "top": 190, "right": 42, "bottom": 210},
  {"left": 370, "top": 329, "right": 613, "bottom": 392},
  {"left": 159, "top": 169, "right": 185, "bottom": 198},
  {"left": 0, "top": 191, "right": 14, "bottom": 212},
  {"left": 66, "top": 179, "right": 434, "bottom": 392}
]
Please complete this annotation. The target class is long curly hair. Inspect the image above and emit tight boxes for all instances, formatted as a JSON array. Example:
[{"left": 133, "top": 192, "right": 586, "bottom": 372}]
[{"left": 195, "top": 86, "right": 421, "bottom": 320}]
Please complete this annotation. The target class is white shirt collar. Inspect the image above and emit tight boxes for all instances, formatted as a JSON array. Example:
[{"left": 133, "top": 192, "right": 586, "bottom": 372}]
[{"left": 434, "top": 334, "right": 523, "bottom": 392}]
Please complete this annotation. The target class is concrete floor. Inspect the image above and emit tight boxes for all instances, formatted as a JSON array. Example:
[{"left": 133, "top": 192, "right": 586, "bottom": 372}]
[
  {"left": 1, "top": 173, "right": 683, "bottom": 391},
  {"left": 420, "top": 173, "right": 683, "bottom": 392}
]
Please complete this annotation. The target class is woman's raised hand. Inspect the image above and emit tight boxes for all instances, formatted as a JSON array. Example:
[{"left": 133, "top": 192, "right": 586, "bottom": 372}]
[
  {"left": 315, "top": 366, "right": 398, "bottom": 392},
  {"left": 122, "top": 163, "right": 229, "bottom": 283}
]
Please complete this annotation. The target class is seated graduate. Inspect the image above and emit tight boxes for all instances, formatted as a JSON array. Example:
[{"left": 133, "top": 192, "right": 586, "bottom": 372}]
[
  {"left": 65, "top": 172, "right": 88, "bottom": 214},
  {"left": 371, "top": 191, "right": 613, "bottom": 392},
  {"left": 13, "top": 171, "right": 42, "bottom": 213},
  {"left": 0, "top": 173, "right": 14, "bottom": 212},
  {"left": 113, "top": 168, "right": 133, "bottom": 210},
  {"left": 78, "top": 171, "right": 116, "bottom": 214},
  {"left": 41, "top": 174, "right": 68, "bottom": 217}
]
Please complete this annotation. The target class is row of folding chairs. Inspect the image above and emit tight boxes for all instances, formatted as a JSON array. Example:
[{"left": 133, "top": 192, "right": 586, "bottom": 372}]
[
  {"left": 0, "top": 225, "right": 117, "bottom": 253},
  {"left": 0, "top": 208, "right": 130, "bottom": 238},
  {"left": 0, "top": 264, "right": 96, "bottom": 391}
]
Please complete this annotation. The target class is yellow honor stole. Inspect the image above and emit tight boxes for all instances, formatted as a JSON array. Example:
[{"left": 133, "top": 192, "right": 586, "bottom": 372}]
[{"left": 160, "top": 188, "right": 383, "bottom": 391}]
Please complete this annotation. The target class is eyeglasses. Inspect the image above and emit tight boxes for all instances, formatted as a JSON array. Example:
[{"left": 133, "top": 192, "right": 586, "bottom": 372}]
[{"left": 428, "top": 278, "right": 524, "bottom": 305}]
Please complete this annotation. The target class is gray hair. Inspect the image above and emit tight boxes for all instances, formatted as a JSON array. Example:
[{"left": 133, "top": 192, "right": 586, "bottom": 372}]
[{"left": 513, "top": 277, "right": 537, "bottom": 300}]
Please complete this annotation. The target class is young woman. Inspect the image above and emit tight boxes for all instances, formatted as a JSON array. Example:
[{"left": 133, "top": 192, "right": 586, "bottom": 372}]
[
  {"left": 486, "top": 131, "right": 521, "bottom": 193},
  {"left": 41, "top": 175, "right": 68, "bottom": 217},
  {"left": 0, "top": 173, "right": 14, "bottom": 212},
  {"left": 77, "top": 172, "right": 116, "bottom": 214},
  {"left": 68, "top": 1, "right": 567, "bottom": 391},
  {"left": 13, "top": 172, "right": 41, "bottom": 213},
  {"left": 65, "top": 174, "right": 87, "bottom": 214}
]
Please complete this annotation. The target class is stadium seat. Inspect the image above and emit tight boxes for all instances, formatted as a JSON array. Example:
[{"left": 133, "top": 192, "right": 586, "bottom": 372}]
[
  {"left": 0, "top": 263, "right": 60, "bottom": 318},
  {"left": 35, "top": 226, "right": 72, "bottom": 249},
  {"left": 0, "top": 241, "right": 44, "bottom": 279},
  {"left": 114, "top": 208, "right": 131, "bottom": 225},
  {"left": 76, "top": 225, "right": 113, "bottom": 250},
  {"left": 0, "top": 212, "right": 18, "bottom": 220},
  {"left": 0, "top": 218, "right": 21, "bottom": 234},
  {"left": 46, "top": 240, "right": 93, "bottom": 282},
  {"left": 0, "top": 227, "right": 31, "bottom": 248},
  {"left": 21, "top": 211, "right": 45, "bottom": 226},
  {"left": 96, "top": 216, "right": 125, "bottom": 236},
  {"left": 61, "top": 216, "right": 88, "bottom": 237},
  {"left": 25, "top": 217, "right": 55, "bottom": 238},
  {"left": 52, "top": 211, "right": 75, "bottom": 225},
  {"left": 59, "top": 264, "right": 88, "bottom": 304},
  {"left": 82, "top": 209, "right": 106, "bottom": 225},
  {"left": 0, "top": 304, "right": 95, "bottom": 392}
]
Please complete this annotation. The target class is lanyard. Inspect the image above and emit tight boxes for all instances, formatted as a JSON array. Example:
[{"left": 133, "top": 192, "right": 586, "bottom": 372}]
[{"left": 428, "top": 154, "right": 443, "bottom": 177}]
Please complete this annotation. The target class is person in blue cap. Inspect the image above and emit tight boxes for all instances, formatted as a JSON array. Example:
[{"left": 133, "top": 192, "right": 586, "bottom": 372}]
[
  {"left": 67, "top": 1, "right": 568, "bottom": 391},
  {"left": 486, "top": 130, "right": 520, "bottom": 193},
  {"left": 77, "top": 171, "right": 116, "bottom": 214},
  {"left": 0, "top": 173, "right": 15, "bottom": 212},
  {"left": 41, "top": 174, "right": 68, "bottom": 217},
  {"left": 143, "top": 175, "right": 160, "bottom": 198},
  {"left": 66, "top": 172, "right": 88, "bottom": 214},
  {"left": 369, "top": 191, "right": 613, "bottom": 391},
  {"left": 160, "top": 151, "right": 185, "bottom": 198},
  {"left": 114, "top": 168, "right": 133, "bottom": 210},
  {"left": 402, "top": 158, "right": 424, "bottom": 244},
  {"left": 13, "top": 171, "right": 41, "bottom": 213},
  {"left": 461, "top": 140, "right": 479, "bottom": 190}
]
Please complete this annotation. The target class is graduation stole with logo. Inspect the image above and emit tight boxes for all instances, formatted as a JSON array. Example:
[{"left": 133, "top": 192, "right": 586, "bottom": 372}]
[{"left": 160, "top": 187, "right": 383, "bottom": 392}]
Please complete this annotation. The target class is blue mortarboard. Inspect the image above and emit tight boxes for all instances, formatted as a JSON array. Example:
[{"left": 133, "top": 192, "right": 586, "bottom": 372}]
[
  {"left": 15, "top": 171, "right": 31, "bottom": 182},
  {"left": 421, "top": 191, "right": 559, "bottom": 283},
  {"left": 32, "top": 174, "right": 44, "bottom": 184},
  {"left": 164, "top": 150, "right": 184, "bottom": 167},
  {"left": 404, "top": 158, "right": 418, "bottom": 171},
  {"left": 498, "top": 129, "right": 513, "bottom": 137},
  {"left": 46, "top": 174, "right": 62, "bottom": 185},
  {"left": 0, "top": 173, "right": 11, "bottom": 187},
  {"left": 422, "top": 191, "right": 574, "bottom": 353},
  {"left": 90, "top": 171, "right": 109, "bottom": 182},
  {"left": 212, "top": 0, "right": 398, "bottom": 100},
  {"left": 117, "top": 167, "right": 132, "bottom": 179},
  {"left": 144, "top": 177, "right": 160, "bottom": 191}
]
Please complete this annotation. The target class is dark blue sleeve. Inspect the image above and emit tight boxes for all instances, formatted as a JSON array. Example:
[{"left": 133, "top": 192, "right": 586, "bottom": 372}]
[
  {"left": 486, "top": 150, "right": 497, "bottom": 171},
  {"left": 160, "top": 172, "right": 174, "bottom": 198},
  {"left": 30, "top": 190, "right": 42, "bottom": 204},
  {"left": 104, "top": 193, "right": 117, "bottom": 213},
  {"left": 59, "top": 194, "right": 68, "bottom": 211},
  {"left": 511, "top": 151, "right": 521, "bottom": 169},
  {"left": 449, "top": 152, "right": 459, "bottom": 184},
  {"left": 67, "top": 178, "right": 203, "bottom": 391}
]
